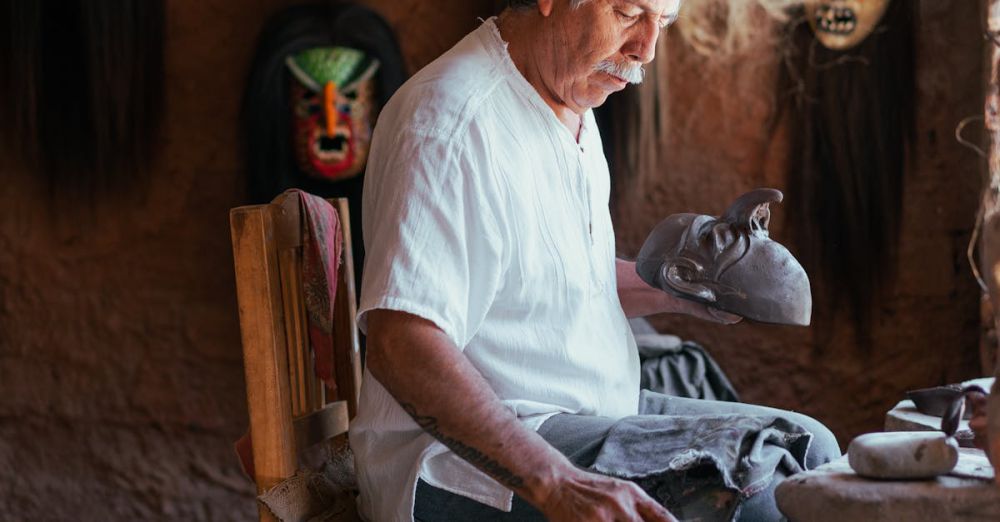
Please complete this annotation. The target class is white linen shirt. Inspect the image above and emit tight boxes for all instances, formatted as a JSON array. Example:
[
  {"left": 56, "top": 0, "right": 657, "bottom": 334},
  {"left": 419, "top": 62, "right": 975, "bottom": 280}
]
[{"left": 350, "top": 18, "right": 640, "bottom": 522}]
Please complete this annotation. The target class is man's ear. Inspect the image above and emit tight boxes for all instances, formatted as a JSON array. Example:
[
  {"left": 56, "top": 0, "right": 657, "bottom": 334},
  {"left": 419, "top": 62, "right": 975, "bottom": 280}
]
[
  {"left": 537, "top": 0, "right": 554, "bottom": 17},
  {"left": 660, "top": 259, "right": 717, "bottom": 303}
]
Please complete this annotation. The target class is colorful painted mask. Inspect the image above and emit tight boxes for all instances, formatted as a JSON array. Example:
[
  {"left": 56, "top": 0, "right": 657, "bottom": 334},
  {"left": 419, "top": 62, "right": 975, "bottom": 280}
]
[
  {"left": 804, "top": 0, "right": 891, "bottom": 50},
  {"left": 287, "top": 47, "right": 380, "bottom": 181},
  {"left": 636, "top": 189, "right": 812, "bottom": 326}
]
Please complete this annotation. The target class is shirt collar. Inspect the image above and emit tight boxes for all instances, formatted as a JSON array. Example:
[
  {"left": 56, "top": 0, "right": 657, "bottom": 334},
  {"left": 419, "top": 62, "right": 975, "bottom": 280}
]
[{"left": 478, "top": 17, "right": 593, "bottom": 147}]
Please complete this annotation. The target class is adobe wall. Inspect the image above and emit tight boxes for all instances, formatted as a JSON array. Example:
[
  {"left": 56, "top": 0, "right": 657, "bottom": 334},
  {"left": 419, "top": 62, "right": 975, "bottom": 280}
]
[
  {"left": 0, "top": 1, "right": 496, "bottom": 519},
  {"left": 0, "top": 0, "right": 984, "bottom": 518},
  {"left": 612, "top": 0, "right": 984, "bottom": 442}
]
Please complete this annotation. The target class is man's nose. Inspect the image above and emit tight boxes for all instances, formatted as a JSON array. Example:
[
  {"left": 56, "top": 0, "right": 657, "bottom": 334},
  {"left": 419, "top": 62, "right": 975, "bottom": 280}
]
[{"left": 624, "top": 20, "right": 659, "bottom": 64}]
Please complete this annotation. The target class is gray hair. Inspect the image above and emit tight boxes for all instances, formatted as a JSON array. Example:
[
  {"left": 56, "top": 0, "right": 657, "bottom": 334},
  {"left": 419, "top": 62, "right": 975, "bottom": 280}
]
[{"left": 508, "top": 0, "right": 591, "bottom": 10}]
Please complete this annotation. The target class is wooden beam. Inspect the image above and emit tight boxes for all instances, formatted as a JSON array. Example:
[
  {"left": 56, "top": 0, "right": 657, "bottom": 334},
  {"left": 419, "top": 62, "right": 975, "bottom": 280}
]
[{"left": 981, "top": 0, "right": 1000, "bottom": 485}]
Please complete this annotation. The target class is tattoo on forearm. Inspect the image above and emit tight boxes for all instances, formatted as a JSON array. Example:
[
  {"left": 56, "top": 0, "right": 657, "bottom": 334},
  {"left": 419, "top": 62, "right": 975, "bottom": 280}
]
[{"left": 400, "top": 402, "right": 526, "bottom": 489}]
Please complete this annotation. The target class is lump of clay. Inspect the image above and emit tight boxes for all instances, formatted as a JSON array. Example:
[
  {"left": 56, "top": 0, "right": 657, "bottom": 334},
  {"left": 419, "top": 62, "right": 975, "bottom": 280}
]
[
  {"left": 847, "top": 431, "right": 958, "bottom": 479},
  {"left": 635, "top": 188, "right": 812, "bottom": 326}
]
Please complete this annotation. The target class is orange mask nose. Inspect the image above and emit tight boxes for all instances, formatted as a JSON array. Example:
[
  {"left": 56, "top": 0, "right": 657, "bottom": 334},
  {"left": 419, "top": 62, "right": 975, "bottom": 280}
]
[{"left": 324, "top": 80, "right": 339, "bottom": 136}]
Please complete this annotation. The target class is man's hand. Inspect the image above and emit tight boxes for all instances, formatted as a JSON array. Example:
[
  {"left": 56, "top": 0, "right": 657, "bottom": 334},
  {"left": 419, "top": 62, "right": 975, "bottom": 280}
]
[
  {"left": 616, "top": 258, "right": 742, "bottom": 324},
  {"left": 967, "top": 390, "right": 993, "bottom": 464},
  {"left": 367, "top": 309, "right": 679, "bottom": 520},
  {"left": 658, "top": 291, "right": 743, "bottom": 324},
  {"left": 537, "top": 468, "right": 677, "bottom": 522}
]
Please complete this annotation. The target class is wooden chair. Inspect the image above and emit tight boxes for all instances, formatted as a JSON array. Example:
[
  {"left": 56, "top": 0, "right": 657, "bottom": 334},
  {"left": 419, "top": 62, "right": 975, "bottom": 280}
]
[{"left": 230, "top": 195, "right": 362, "bottom": 521}]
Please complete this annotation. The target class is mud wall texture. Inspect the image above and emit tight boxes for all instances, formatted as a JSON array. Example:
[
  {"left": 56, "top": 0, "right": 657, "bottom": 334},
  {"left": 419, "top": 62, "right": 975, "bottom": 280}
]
[
  {"left": 0, "top": 1, "right": 495, "bottom": 519},
  {"left": 612, "top": 0, "right": 985, "bottom": 443},
  {"left": 0, "top": 0, "right": 985, "bottom": 519}
]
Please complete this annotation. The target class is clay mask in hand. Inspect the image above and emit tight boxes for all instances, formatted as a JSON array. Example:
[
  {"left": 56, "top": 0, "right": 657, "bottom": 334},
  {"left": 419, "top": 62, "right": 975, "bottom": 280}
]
[
  {"left": 635, "top": 188, "right": 812, "bottom": 326},
  {"left": 804, "top": 0, "right": 891, "bottom": 50}
]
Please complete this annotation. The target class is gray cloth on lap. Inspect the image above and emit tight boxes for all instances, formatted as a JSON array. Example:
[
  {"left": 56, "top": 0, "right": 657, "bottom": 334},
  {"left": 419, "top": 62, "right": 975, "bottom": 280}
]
[
  {"left": 591, "top": 390, "right": 812, "bottom": 522},
  {"left": 634, "top": 331, "right": 740, "bottom": 403}
]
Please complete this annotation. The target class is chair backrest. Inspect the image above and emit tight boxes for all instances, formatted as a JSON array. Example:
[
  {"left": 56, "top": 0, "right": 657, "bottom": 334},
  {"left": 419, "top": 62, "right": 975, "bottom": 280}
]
[{"left": 230, "top": 195, "right": 361, "bottom": 514}]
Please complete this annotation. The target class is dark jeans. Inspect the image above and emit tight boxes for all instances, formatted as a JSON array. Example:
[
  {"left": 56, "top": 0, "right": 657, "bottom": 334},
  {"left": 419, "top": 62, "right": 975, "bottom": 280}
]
[{"left": 413, "top": 395, "right": 840, "bottom": 522}]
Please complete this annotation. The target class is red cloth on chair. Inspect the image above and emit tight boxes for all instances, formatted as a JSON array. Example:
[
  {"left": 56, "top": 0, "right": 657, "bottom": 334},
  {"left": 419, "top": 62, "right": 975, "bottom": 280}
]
[{"left": 290, "top": 189, "right": 343, "bottom": 392}]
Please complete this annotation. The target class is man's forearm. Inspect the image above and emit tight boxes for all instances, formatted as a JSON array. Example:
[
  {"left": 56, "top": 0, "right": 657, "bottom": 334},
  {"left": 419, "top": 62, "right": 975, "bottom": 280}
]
[
  {"left": 615, "top": 258, "right": 671, "bottom": 318},
  {"left": 365, "top": 309, "right": 574, "bottom": 507}
]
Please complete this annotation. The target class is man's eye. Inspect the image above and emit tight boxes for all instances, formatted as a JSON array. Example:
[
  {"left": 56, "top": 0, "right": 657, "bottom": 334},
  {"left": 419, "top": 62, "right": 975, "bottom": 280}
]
[{"left": 615, "top": 9, "right": 641, "bottom": 23}]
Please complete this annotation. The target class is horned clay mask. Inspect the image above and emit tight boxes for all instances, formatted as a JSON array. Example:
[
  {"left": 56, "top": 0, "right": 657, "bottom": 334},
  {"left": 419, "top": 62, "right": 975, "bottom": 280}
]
[{"left": 636, "top": 188, "right": 812, "bottom": 326}]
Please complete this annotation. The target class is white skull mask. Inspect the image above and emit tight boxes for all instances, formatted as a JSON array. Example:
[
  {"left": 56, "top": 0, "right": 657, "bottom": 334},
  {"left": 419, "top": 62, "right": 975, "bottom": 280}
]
[{"left": 804, "top": 0, "right": 891, "bottom": 50}]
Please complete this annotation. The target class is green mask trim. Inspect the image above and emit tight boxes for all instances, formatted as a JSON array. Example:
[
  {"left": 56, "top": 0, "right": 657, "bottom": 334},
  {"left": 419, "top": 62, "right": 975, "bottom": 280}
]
[{"left": 286, "top": 46, "right": 380, "bottom": 94}]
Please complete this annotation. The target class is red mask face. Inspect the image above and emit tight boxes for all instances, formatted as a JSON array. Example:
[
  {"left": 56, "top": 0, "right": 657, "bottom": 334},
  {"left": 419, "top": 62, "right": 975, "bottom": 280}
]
[{"left": 288, "top": 47, "right": 378, "bottom": 181}]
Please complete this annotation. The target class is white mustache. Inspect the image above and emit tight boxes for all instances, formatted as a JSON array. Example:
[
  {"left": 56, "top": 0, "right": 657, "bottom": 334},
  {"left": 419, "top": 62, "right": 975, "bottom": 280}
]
[{"left": 594, "top": 60, "right": 644, "bottom": 84}]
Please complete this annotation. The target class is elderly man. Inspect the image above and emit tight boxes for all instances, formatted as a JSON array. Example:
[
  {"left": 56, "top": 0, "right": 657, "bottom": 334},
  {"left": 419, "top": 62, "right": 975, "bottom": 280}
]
[{"left": 350, "top": 1, "right": 840, "bottom": 521}]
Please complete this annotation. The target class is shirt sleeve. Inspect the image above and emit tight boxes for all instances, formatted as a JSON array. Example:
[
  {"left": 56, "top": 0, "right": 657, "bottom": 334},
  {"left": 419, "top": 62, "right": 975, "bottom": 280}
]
[{"left": 357, "top": 121, "right": 507, "bottom": 350}]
